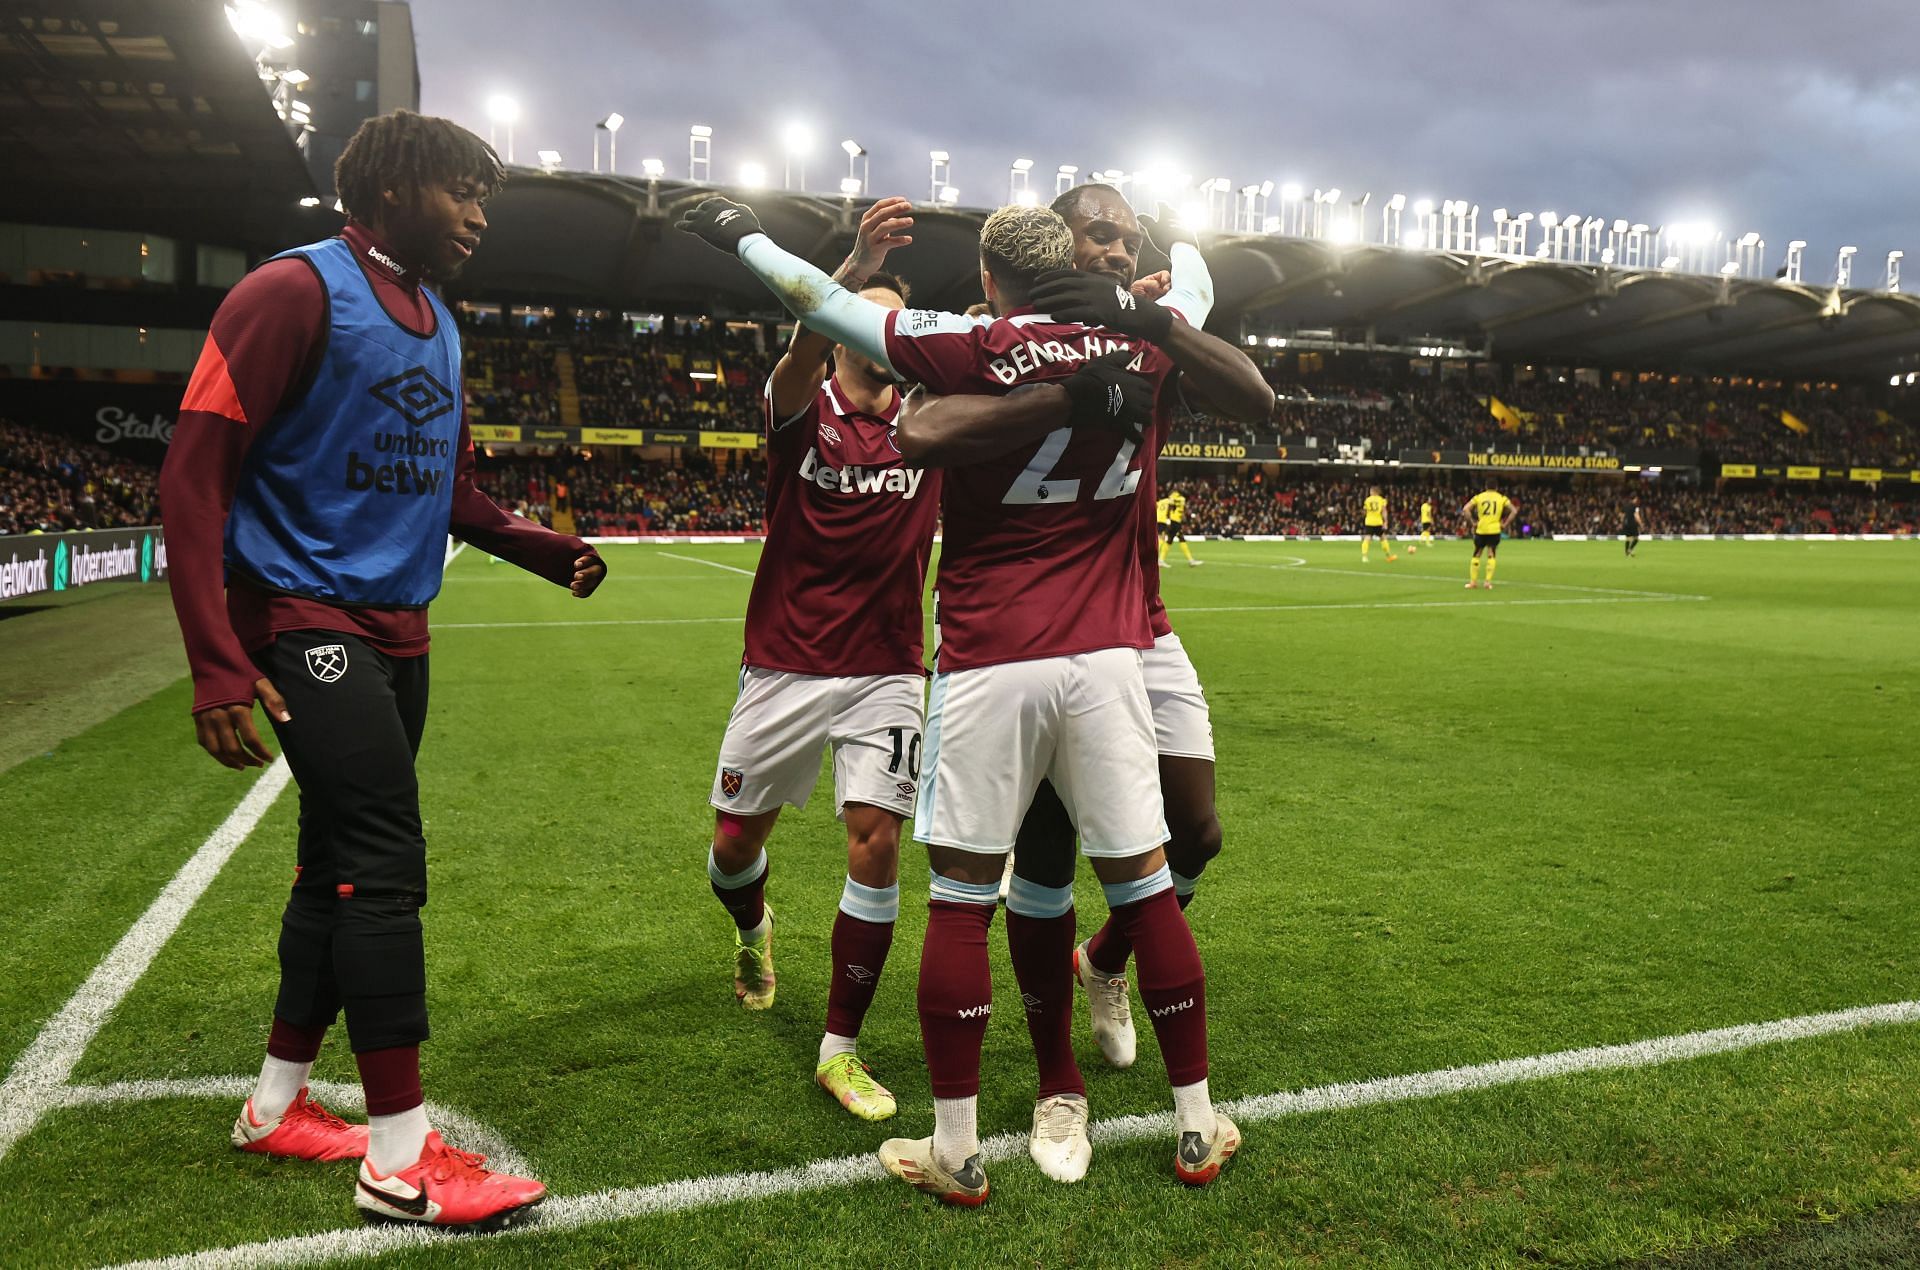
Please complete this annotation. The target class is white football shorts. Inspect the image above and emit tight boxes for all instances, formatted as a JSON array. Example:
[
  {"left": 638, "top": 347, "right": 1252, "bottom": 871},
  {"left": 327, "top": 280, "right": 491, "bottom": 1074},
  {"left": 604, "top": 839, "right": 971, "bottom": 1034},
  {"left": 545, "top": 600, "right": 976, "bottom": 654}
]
[
  {"left": 710, "top": 668, "right": 926, "bottom": 820},
  {"left": 914, "top": 646, "right": 1168, "bottom": 858},
  {"left": 1142, "top": 631, "right": 1215, "bottom": 761}
]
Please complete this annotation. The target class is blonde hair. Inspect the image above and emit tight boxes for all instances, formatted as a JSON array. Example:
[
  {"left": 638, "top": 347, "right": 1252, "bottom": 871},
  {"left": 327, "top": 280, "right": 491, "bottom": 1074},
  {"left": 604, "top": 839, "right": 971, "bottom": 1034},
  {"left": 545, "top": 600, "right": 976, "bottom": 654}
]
[{"left": 979, "top": 205, "right": 1073, "bottom": 289}]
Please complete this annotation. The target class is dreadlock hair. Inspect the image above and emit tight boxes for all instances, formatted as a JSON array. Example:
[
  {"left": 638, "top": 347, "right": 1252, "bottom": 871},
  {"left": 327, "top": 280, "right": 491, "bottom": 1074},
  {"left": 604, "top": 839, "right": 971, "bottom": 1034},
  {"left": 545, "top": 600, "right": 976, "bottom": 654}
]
[
  {"left": 333, "top": 110, "right": 505, "bottom": 224},
  {"left": 858, "top": 270, "right": 910, "bottom": 304},
  {"left": 1050, "top": 181, "right": 1127, "bottom": 222}
]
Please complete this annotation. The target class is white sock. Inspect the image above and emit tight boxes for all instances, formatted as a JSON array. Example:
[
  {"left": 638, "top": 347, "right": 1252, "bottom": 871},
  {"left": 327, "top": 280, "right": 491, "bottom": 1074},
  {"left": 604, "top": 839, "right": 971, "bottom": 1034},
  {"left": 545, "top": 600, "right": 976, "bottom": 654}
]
[
  {"left": 1172, "top": 1079, "right": 1217, "bottom": 1140},
  {"left": 818, "top": 1032, "right": 857, "bottom": 1066},
  {"left": 367, "top": 1103, "right": 431, "bottom": 1175},
  {"left": 742, "top": 911, "right": 771, "bottom": 943},
  {"left": 932, "top": 1095, "right": 979, "bottom": 1172},
  {"left": 249, "top": 1055, "right": 311, "bottom": 1121}
]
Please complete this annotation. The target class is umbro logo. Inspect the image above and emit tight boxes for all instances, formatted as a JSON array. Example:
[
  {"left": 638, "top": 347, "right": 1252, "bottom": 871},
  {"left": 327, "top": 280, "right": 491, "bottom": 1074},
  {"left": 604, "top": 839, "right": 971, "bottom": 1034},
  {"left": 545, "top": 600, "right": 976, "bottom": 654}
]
[
  {"left": 845, "top": 964, "right": 876, "bottom": 984},
  {"left": 956, "top": 1003, "right": 992, "bottom": 1019},
  {"left": 1105, "top": 384, "right": 1125, "bottom": 418},
  {"left": 1020, "top": 992, "right": 1043, "bottom": 1014},
  {"left": 897, "top": 781, "right": 916, "bottom": 798},
  {"left": 820, "top": 422, "right": 842, "bottom": 446},
  {"left": 305, "top": 644, "right": 347, "bottom": 683},
  {"left": 716, "top": 209, "right": 742, "bottom": 225},
  {"left": 1115, "top": 286, "right": 1137, "bottom": 311},
  {"left": 1149, "top": 995, "right": 1195, "bottom": 1019},
  {"left": 369, "top": 367, "right": 456, "bottom": 428}
]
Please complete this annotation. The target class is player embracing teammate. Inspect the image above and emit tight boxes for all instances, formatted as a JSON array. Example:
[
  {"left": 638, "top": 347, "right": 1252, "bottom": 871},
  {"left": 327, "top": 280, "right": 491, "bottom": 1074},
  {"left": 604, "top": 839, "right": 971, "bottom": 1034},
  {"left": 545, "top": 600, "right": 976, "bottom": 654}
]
[{"left": 681, "top": 189, "right": 1255, "bottom": 1205}]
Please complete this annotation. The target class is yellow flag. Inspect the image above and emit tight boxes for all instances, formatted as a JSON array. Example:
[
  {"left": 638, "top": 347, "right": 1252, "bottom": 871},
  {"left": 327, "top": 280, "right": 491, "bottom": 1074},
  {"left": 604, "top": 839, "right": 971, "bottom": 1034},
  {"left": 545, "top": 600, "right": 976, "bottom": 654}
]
[
  {"left": 1779, "top": 409, "right": 1809, "bottom": 435},
  {"left": 1489, "top": 396, "right": 1524, "bottom": 432}
]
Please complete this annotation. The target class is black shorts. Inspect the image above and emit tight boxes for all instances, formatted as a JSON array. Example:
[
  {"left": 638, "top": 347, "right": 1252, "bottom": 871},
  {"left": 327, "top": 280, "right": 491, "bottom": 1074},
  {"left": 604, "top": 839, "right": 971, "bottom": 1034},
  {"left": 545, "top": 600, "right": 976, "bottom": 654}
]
[
  {"left": 1474, "top": 532, "right": 1501, "bottom": 552},
  {"left": 1420, "top": 522, "right": 1434, "bottom": 533},
  {"left": 1624, "top": 526, "right": 1639, "bottom": 539},
  {"left": 1363, "top": 525, "right": 1387, "bottom": 539},
  {"left": 1162, "top": 521, "right": 1183, "bottom": 542}
]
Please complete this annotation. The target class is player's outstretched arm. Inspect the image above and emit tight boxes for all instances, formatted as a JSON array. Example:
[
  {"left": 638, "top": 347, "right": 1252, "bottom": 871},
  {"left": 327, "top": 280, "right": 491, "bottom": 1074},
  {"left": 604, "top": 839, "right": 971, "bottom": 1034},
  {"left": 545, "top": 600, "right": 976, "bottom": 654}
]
[
  {"left": 897, "top": 351, "right": 1154, "bottom": 466},
  {"left": 768, "top": 196, "right": 914, "bottom": 419},
  {"left": 678, "top": 196, "right": 897, "bottom": 376},
  {"left": 447, "top": 420, "right": 605, "bottom": 596}
]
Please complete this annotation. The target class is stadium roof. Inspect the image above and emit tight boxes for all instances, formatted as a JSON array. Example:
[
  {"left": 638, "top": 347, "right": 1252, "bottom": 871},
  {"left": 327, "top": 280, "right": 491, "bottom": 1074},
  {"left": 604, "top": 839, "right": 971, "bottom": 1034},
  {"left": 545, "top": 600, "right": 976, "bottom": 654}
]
[
  {"left": 0, "top": 0, "right": 321, "bottom": 247},
  {"left": 452, "top": 171, "right": 1920, "bottom": 384}
]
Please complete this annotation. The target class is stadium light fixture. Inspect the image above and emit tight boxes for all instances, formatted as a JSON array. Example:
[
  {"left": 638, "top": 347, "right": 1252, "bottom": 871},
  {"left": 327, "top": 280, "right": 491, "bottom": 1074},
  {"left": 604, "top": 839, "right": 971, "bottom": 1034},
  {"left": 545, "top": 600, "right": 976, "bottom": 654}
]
[
  {"left": 298, "top": 196, "right": 321, "bottom": 207},
  {"left": 1660, "top": 255, "right": 1681, "bottom": 269},
  {"left": 1404, "top": 230, "right": 1426, "bottom": 250},
  {"left": 1412, "top": 197, "right": 1432, "bottom": 218},
  {"left": 739, "top": 160, "right": 768, "bottom": 189},
  {"left": 226, "top": 3, "right": 295, "bottom": 50},
  {"left": 840, "top": 140, "right": 868, "bottom": 194},
  {"left": 1479, "top": 235, "right": 1497, "bottom": 253},
  {"left": 929, "top": 149, "right": 950, "bottom": 161},
  {"left": 1055, "top": 163, "right": 1078, "bottom": 196},
  {"left": 641, "top": 157, "right": 665, "bottom": 178},
  {"left": 280, "top": 68, "right": 308, "bottom": 85},
  {"left": 1178, "top": 201, "right": 1206, "bottom": 230},
  {"left": 1328, "top": 218, "right": 1359, "bottom": 245},
  {"left": 486, "top": 94, "right": 519, "bottom": 162},
  {"left": 1009, "top": 158, "right": 1034, "bottom": 204},
  {"left": 1281, "top": 182, "right": 1304, "bottom": 202},
  {"left": 839, "top": 177, "right": 862, "bottom": 196},
  {"left": 689, "top": 125, "right": 713, "bottom": 182},
  {"left": 781, "top": 123, "right": 813, "bottom": 190},
  {"left": 1259, "top": 179, "right": 1275, "bottom": 199},
  {"left": 930, "top": 150, "right": 952, "bottom": 202},
  {"left": 1612, "top": 218, "right": 1629, "bottom": 234},
  {"left": 1887, "top": 250, "right": 1903, "bottom": 293},
  {"left": 595, "top": 112, "right": 623, "bottom": 175},
  {"left": 537, "top": 149, "right": 563, "bottom": 172},
  {"left": 939, "top": 185, "right": 960, "bottom": 205},
  {"left": 1012, "top": 158, "right": 1034, "bottom": 171},
  {"left": 1538, "top": 210, "right": 1557, "bottom": 228},
  {"left": 1012, "top": 187, "right": 1039, "bottom": 206}
]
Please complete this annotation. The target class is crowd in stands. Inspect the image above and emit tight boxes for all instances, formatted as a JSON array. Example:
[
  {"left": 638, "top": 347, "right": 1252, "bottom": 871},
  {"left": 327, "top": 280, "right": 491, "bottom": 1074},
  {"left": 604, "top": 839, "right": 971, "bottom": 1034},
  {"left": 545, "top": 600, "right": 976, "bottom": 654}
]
[
  {"left": 474, "top": 449, "right": 766, "bottom": 535},
  {"left": 458, "top": 321, "right": 1920, "bottom": 471},
  {"left": 0, "top": 419, "right": 159, "bottom": 536},
  {"left": 1171, "top": 472, "right": 1918, "bottom": 538}
]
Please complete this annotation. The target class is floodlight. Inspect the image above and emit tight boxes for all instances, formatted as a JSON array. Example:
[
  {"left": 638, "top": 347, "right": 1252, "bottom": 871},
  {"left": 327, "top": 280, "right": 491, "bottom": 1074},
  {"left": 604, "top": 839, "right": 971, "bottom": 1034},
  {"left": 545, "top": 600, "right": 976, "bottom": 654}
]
[
  {"left": 486, "top": 94, "right": 520, "bottom": 125},
  {"left": 600, "top": 112, "right": 624, "bottom": 133},
  {"left": 1280, "top": 182, "right": 1304, "bottom": 202},
  {"left": 1012, "top": 188, "right": 1038, "bottom": 206},
  {"left": 840, "top": 177, "right": 863, "bottom": 195},
  {"left": 1478, "top": 235, "right": 1497, "bottom": 252},
  {"left": 1538, "top": 210, "right": 1558, "bottom": 228},
  {"left": 842, "top": 139, "right": 865, "bottom": 157},
  {"left": 1259, "top": 180, "right": 1274, "bottom": 198},
  {"left": 939, "top": 185, "right": 959, "bottom": 204},
  {"left": 537, "top": 149, "right": 563, "bottom": 169},
  {"left": 1412, "top": 198, "right": 1432, "bottom": 217},
  {"left": 1178, "top": 201, "right": 1206, "bottom": 228},
  {"left": 1058, "top": 164, "right": 1078, "bottom": 176},
  {"left": 1388, "top": 193, "right": 1407, "bottom": 211},
  {"left": 298, "top": 196, "right": 321, "bottom": 207},
  {"left": 782, "top": 122, "right": 812, "bottom": 154},
  {"left": 1612, "top": 218, "right": 1629, "bottom": 233},
  {"left": 690, "top": 124, "right": 713, "bottom": 138},
  {"left": 929, "top": 149, "right": 950, "bottom": 162},
  {"left": 1404, "top": 230, "right": 1426, "bottom": 250},
  {"left": 739, "top": 161, "right": 768, "bottom": 188},
  {"left": 641, "top": 157, "right": 665, "bottom": 178},
  {"left": 281, "top": 69, "right": 309, "bottom": 85},
  {"left": 1012, "top": 157, "right": 1034, "bottom": 172}
]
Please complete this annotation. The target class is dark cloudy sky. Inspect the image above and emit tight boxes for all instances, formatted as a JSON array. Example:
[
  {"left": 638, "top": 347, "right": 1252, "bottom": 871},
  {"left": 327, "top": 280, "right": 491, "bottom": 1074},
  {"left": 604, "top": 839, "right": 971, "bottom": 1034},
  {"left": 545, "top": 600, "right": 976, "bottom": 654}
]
[{"left": 413, "top": 0, "right": 1919, "bottom": 284}]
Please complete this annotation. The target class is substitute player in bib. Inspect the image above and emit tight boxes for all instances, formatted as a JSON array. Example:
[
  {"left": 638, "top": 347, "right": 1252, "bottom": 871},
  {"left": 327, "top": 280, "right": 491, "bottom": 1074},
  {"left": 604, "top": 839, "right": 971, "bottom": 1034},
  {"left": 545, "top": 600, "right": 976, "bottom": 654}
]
[
  {"left": 160, "top": 111, "right": 604, "bottom": 1230},
  {"left": 676, "top": 196, "right": 1239, "bottom": 1203},
  {"left": 1420, "top": 498, "right": 1436, "bottom": 545},
  {"left": 1463, "top": 487, "right": 1518, "bottom": 588},
  {"left": 1362, "top": 486, "right": 1398, "bottom": 561},
  {"left": 1159, "top": 488, "right": 1199, "bottom": 566},
  {"left": 703, "top": 198, "right": 933, "bottom": 1122}
]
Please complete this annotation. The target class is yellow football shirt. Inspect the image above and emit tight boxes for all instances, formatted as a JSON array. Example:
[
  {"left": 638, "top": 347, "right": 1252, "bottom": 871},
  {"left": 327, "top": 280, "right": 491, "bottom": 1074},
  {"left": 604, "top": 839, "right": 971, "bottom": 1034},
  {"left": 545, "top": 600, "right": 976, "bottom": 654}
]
[
  {"left": 1420, "top": 501, "right": 1434, "bottom": 525},
  {"left": 1363, "top": 494, "right": 1387, "bottom": 527},
  {"left": 1471, "top": 491, "right": 1512, "bottom": 535},
  {"left": 1167, "top": 491, "right": 1186, "bottom": 523},
  {"left": 1155, "top": 496, "right": 1173, "bottom": 525}
]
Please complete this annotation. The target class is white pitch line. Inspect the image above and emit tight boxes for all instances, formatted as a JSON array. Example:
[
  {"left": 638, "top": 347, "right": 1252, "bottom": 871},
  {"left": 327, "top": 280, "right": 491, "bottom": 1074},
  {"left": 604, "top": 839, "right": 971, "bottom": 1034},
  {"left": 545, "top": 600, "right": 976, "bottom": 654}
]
[
  {"left": 1176, "top": 595, "right": 1703, "bottom": 616},
  {"left": 0, "top": 759, "right": 292, "bottom": 1163},
  {"left": 59, "top": 1078, "right": 528, "bottom": 1178},
  {"left": 656, "top": 551, "right": 756, "bottom": 578},
  {"left": 112, "top": 997, "right": 1920, "bottom": 1270}
]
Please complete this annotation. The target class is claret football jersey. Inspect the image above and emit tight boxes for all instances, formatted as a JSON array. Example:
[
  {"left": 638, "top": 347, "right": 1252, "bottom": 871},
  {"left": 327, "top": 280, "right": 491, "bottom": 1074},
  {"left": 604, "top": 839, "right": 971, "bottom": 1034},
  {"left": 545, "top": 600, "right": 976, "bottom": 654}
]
[
  {"left": 882, "top": 306, "right": 1179, "bottom": 671},
  {"left": 742, "top": 374, "right": 940, "bottom": 677}
]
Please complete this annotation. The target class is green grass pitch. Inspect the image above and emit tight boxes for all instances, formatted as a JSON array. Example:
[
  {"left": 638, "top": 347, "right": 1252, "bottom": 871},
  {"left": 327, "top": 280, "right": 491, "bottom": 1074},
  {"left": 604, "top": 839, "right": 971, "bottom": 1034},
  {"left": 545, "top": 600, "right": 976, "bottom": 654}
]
[{"left": 1, "top": 537, "right": 1916, "bottom": 1267}]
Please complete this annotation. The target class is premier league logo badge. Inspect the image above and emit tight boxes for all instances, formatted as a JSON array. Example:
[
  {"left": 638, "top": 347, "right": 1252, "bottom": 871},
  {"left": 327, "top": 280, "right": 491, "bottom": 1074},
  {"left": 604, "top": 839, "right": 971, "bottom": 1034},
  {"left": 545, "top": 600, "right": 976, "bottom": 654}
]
[
  {"left": 720, "top": 768, "right": 744, "bottom": 799},
  {"left": 305, "top": 644, "right": 348, "bottom": 683}
]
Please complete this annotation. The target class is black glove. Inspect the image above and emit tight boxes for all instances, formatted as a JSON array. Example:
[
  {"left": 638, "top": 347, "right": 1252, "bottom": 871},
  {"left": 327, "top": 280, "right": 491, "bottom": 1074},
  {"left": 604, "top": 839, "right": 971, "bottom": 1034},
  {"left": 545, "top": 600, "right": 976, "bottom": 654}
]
[
  {"left": 1031, "top": 268, "right": 1174, "bottom": 344},
  {"left": 1060, "top": 350, "right": 1154, "bottom": 445},
  {"left": 674, "top": 196, "right": 764, "bottom": 255},
  {"left": 1138, "top": 201, "right": 1198, "bottom": 253}
]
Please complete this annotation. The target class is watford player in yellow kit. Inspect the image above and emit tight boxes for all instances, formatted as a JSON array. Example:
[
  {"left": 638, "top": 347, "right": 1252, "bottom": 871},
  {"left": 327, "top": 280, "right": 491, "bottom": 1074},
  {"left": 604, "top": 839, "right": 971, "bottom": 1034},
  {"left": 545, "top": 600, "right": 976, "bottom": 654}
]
[
  {"left": 1419, "top": 499, "right": 1435, "bottom": 545},
  {"left": 1462, "top": 488, "right": 1518, "bottom": 588},
  {"left": 1360, "top": 486, "right": 1397, "bottom": 561},
  {"left": 1158, "top": 489, "right": 1199, "bottom": 566}
]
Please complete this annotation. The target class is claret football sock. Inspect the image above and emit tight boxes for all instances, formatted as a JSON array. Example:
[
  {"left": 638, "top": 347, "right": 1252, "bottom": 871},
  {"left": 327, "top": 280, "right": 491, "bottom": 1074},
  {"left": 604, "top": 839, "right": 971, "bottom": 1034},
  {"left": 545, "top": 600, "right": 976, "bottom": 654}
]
[
  {"left": 709, "top": 847, "right": 769, "bottom": 931},
  {"left": 825, "top": 877, "right": 898, "bottom": 1046}
]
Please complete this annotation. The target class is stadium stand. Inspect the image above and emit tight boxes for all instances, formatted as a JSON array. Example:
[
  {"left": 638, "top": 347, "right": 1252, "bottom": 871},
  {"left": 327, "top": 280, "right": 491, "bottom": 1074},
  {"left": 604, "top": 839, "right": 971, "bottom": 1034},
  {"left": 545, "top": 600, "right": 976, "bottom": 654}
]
[{"left": 0, "top": 419, "right": 160, "bottom": 536}]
